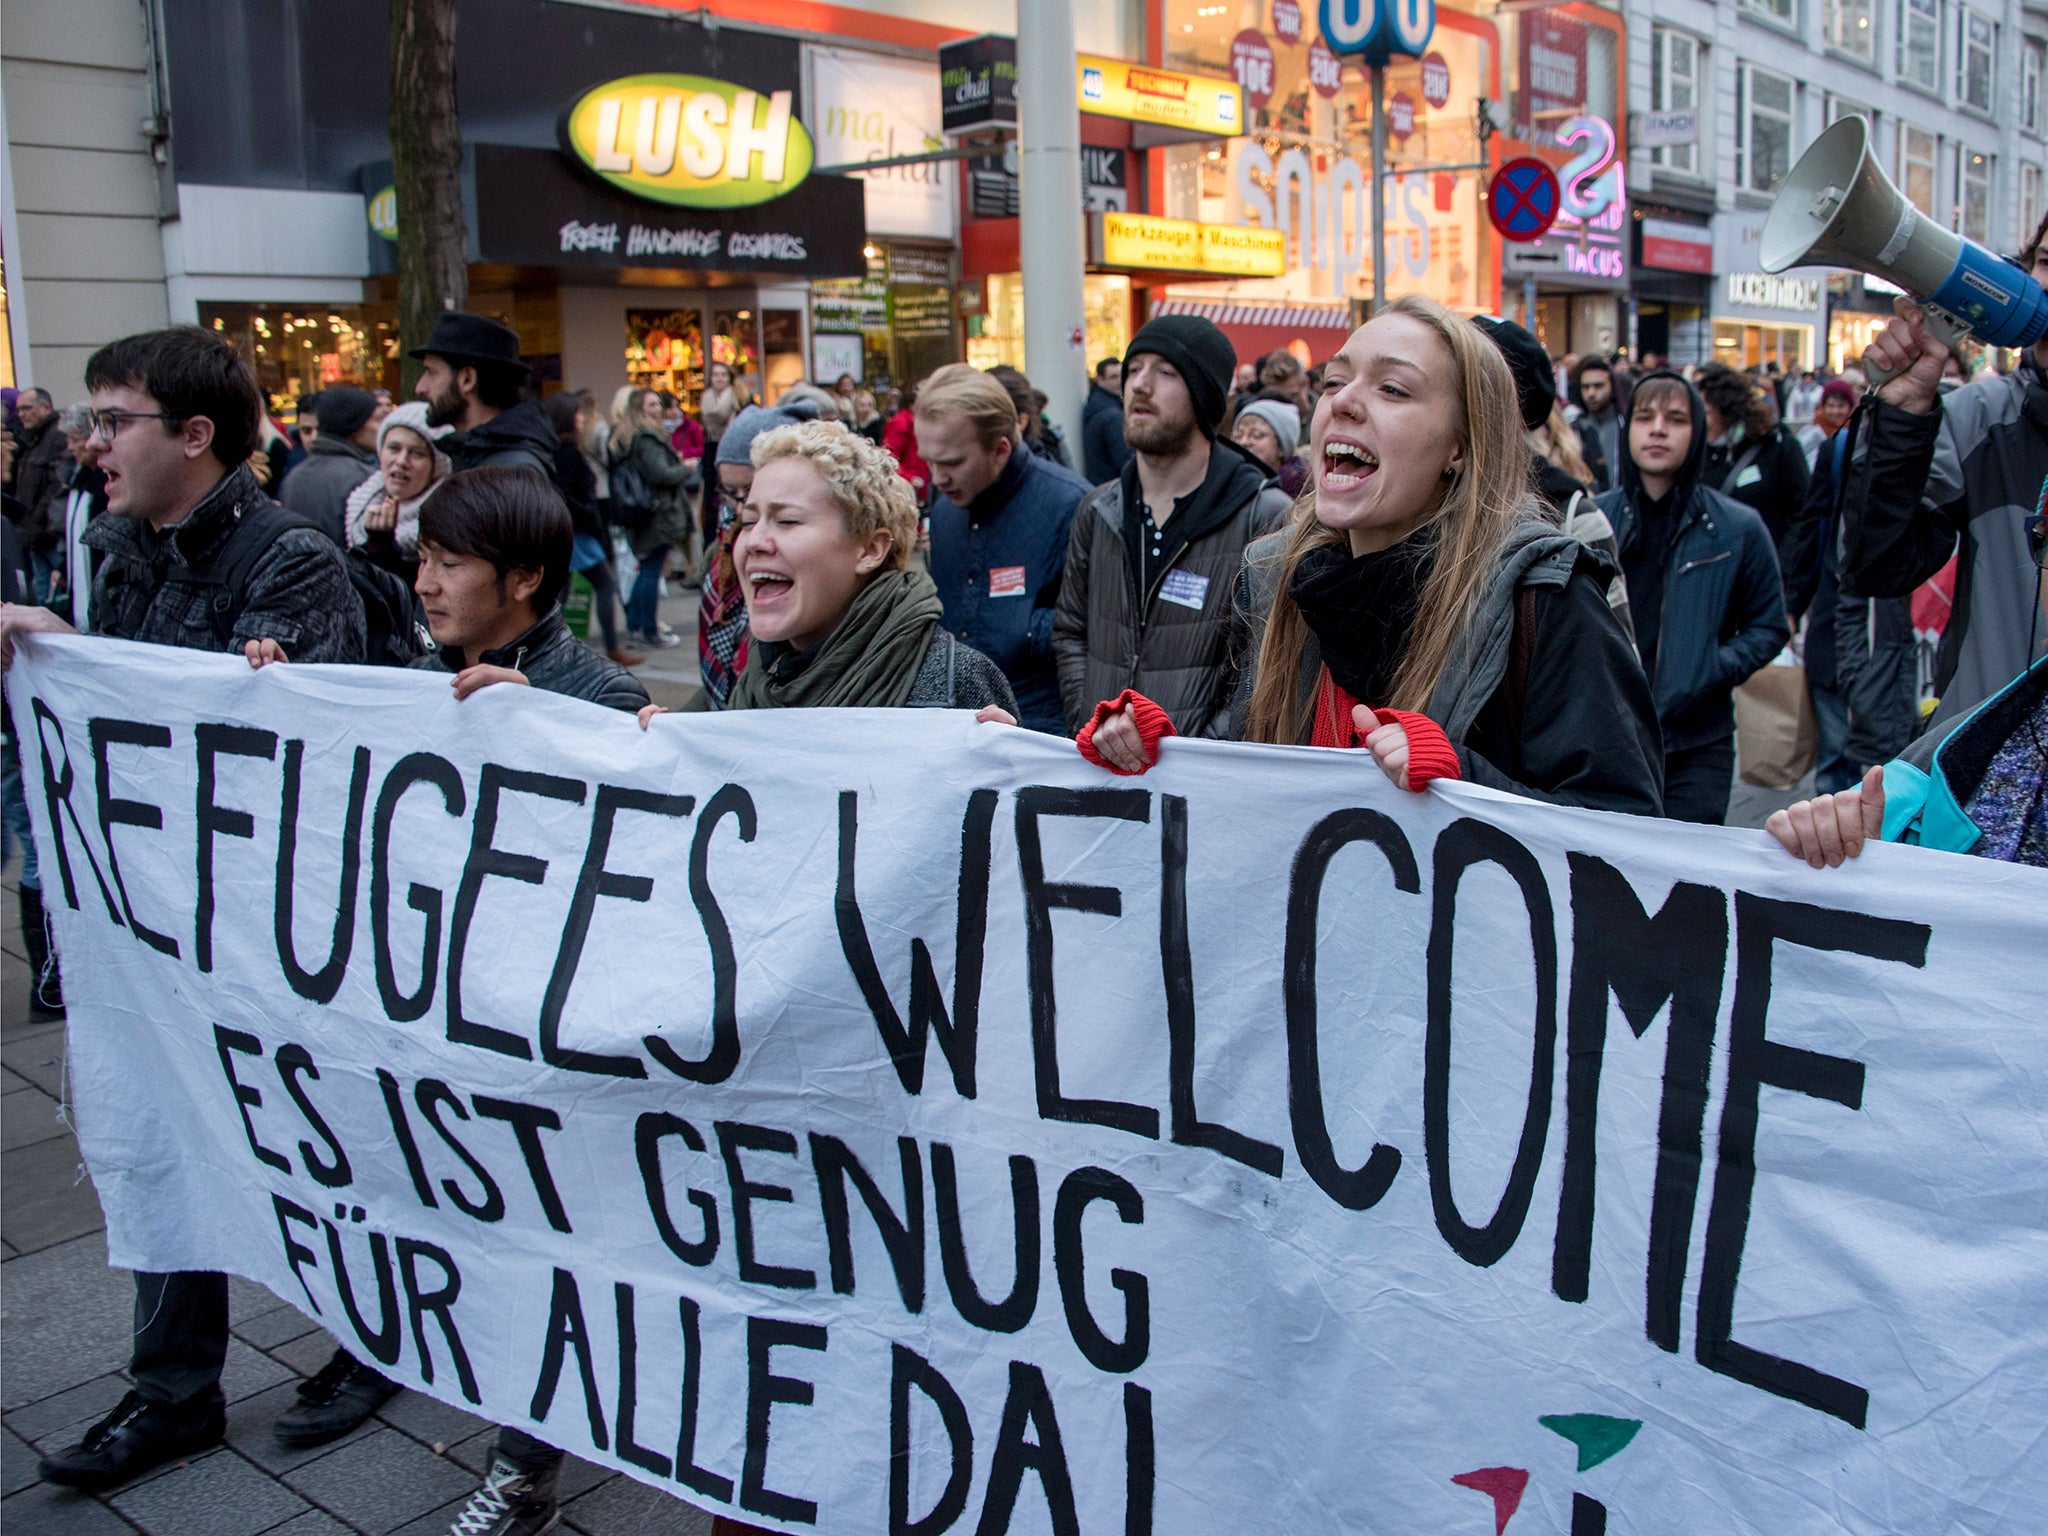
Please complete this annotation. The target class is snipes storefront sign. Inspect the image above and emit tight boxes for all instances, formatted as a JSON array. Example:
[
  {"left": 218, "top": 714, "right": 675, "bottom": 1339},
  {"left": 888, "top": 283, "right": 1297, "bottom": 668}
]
[{"left": 563, "top": 74, "right": 814, "bottom": 207}]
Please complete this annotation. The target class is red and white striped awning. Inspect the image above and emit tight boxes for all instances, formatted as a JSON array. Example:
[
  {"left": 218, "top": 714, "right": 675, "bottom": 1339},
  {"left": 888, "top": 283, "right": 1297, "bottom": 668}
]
[{"left": 1151, "top": 300, "right": 1354, "bottom": 330}]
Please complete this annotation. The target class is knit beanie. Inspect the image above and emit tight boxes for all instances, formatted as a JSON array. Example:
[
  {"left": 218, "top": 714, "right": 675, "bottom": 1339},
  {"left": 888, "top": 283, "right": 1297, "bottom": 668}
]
[
  {"left": 314, "top": 386, "right": 378, "bottom": 438},
  {"left": 717, "top": 404, "right": 808, "bottom": 466},
  {"left": 1473, "top": 317, "right": 1556, "bottom": 431},
  {"left": 1819, "top": 378, "right": 1859, "bottom": 409},
  {"left": 375, "top": 399, "right": 448, "bottom": 454},
  {"left": 1236, "top": 398, "right": 1302, "bottom": 457},
  {"left": 1125, "top": 314, "right": 1237, "bottom": 439}
]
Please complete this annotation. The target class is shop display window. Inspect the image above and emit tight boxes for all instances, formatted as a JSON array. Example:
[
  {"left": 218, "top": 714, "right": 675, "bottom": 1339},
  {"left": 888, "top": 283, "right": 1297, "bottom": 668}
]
[
  {"left": 712, "top": 309, "right": 760, "bottom": 403},
  {"left": 627, "top": 308, "right": 705, "bottom": 404},
  {"left": 1712, "top": 320, "right": 1809, "bottom": 371},
  {"left": 201, "top": 303, "right": 399, "bottom": 419},
  {"left": 967, "top": 274, "right": 1130, "bottom": 378}
]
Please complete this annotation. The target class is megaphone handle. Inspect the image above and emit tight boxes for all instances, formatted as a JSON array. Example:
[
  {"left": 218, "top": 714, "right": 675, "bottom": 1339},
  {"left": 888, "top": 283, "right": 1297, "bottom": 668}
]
[{"left": 1860, "top": 304, "right": 1973, "bottom": 389}]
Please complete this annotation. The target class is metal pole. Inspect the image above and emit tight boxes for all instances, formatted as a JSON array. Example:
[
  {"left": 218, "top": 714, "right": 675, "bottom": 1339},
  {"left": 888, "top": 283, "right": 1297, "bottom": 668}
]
[
  {"left": 1522, "top": 277, "right": 1538, "bottom": 334},
  {"left": 1370, "top": 64, "right": 1388, "bottom": 314},
  {"left": 1017, "top": 0, "right": 1088, "bottom": 455}
]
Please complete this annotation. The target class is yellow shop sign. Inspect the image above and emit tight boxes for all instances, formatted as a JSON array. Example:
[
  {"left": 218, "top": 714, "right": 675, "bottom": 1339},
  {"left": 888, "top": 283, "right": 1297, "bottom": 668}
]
[
  {"left": 1097, "top": 212, "right": 1284, "bottom": 276},
  {"left": 563, "top": 74, "right": 814, "bottom": 208},
  {"left": 1077, "top": 55, "right": 1244, "bottom": 137}
]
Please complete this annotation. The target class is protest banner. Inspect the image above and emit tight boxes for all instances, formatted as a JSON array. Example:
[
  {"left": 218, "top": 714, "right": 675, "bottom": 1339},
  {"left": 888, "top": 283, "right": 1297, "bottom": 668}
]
[{"left": 12, "top": 635, "right": 2048, "bottom": 1534}]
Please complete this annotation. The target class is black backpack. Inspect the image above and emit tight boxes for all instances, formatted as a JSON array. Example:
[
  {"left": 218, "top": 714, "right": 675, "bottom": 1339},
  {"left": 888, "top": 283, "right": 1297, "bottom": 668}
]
[
  {"left": 608, "top": 447, "right": 656, "bottom": 532},
  {"left": 171, "top": 504, "right": 430, "bottom": 666}
]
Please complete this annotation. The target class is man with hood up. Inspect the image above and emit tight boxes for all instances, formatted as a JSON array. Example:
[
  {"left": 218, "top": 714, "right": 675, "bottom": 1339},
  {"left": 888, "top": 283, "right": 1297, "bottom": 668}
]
[
  {"left": 1054, "top": 314, "right": 1292, "bottom": 736},
  {"left": 1597, "top": 370, "right": 1790, "bottom": 824}
]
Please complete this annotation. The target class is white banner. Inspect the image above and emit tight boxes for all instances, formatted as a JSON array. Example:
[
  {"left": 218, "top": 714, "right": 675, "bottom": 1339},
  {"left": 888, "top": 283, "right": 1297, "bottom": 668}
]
[{"left": 13, "top": 637, "right": 2048, "bottom": 1535}]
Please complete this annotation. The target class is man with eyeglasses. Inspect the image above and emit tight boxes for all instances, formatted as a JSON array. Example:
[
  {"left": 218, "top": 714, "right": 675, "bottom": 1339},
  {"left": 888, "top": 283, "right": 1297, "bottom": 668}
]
[{"left": 0, "top": 327, "right": 366, "bottom": 1492}]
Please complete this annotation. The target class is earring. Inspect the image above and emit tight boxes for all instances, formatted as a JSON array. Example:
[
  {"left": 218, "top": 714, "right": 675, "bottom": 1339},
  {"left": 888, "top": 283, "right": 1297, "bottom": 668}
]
[{"left": 1442, "top": 465, "right": 1458, "bottom": 481}]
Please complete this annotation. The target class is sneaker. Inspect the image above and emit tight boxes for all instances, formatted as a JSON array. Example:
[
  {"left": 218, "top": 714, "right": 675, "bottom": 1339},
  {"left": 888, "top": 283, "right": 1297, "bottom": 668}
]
[
  {"left": 632, "top": 627, "right": 682, "bottom": 649},
  {"left": 272, "top": 1348, "right": 400, "bottom": 1448},
  {"left": 446, "top": 1454, "right": 562, "bottom": 1536},
  {"left": 39, "top": 1390, "right": 225, "bottom": 1491}
]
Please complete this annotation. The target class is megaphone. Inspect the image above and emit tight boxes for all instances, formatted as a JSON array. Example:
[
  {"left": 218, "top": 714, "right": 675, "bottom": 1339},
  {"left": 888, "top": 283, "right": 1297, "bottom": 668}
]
[{"left": 1763, "top": 115, "right": 2048, "bottom": 380}]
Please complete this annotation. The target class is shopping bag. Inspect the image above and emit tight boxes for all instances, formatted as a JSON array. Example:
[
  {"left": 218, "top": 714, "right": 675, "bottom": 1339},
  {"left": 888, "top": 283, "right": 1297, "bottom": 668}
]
[{"left": 1734, "top": 653, "right": 1817, "bottom": 790}]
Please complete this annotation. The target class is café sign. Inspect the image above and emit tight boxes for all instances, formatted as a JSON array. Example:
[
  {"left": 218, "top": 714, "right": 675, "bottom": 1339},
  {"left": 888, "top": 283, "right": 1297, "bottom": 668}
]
[{"left": 563, "top": 73, "right": 814, "bottom": 208}]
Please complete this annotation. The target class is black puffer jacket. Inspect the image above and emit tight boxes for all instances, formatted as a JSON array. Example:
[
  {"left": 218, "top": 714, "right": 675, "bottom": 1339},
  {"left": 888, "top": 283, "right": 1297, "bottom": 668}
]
[
  {"left": 1054, "top": 438, "right": 1290, "bottom": 736},
  {"left": 409, "top": 609, "right": 649, "bottom": 712}
]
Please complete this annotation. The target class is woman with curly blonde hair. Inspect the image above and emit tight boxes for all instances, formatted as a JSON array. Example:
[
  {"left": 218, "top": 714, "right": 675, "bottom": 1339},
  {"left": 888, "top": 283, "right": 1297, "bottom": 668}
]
[{"left": 645, "top": 420, "right": 1018, "bottom": 720}]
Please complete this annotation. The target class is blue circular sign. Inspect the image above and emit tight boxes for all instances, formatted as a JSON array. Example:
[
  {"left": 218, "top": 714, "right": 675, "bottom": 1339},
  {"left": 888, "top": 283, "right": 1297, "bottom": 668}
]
[
  {"left": 1488, "top": 157, "right": 1561, "bottom": 242},
  {"left": 1319, "top": 0, "right": 1436, "bottom": 61}
]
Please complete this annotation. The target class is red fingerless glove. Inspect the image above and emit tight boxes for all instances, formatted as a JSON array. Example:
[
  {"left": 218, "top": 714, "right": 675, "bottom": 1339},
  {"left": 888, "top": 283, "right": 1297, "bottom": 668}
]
[
  {"left": 1076, "top": 689, "right": 1178, "bottom": 775},
  {"left": 1371, "top": 708, "right": 1463, "bottom": 790}
]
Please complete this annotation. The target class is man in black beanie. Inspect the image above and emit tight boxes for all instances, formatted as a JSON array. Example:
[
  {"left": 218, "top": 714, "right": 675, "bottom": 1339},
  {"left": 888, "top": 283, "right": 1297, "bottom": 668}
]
[
  {"left": 1054, "top": 313, "right": 1292, "bottom": 737},
  {"left": 279, "top": 384, "right": 380, "bottom": 546}
]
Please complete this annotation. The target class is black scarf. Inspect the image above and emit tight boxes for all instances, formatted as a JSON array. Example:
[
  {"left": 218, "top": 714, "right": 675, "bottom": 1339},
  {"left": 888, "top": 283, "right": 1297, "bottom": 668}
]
[{"left": 1287, "top": 525, "right": 1439, "bottom": 706}]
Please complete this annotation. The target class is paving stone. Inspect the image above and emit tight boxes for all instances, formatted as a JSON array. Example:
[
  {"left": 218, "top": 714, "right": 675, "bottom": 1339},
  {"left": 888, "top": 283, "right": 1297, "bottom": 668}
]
[
  {"left": 0, "top": 1479, "right": 139, "bottom": 1533},
  {"left": 1, "top": 1084, "right": 68, "bottom": 1151},
  {"left": 224, "top": 1336, "right": 298, "bottom": 1403},
  {"left": 3, "top": 1373, "right": 134, "bottom": 1444},
  {"left": 374, "top": 1389, "right": 488, "bottom": 1454},
  {"left": 2, "top": 1424, "right": 41, "bottom": 1496},
  {"left": 444, "top": 1426, "right": 497, "bottom": 1476},
  {"left": 281, "top": 1427, "right": 475, "bottom": 1532},
  {"left": 563, "top": 1471, "right": 717, "bottom": 1536},
  {"left": 0, "top": 1023, "right": 67, "bottom": 1097},
  {"left": 270, "top": 1329, "right": 347, "bottom": 1380},
  {"left": 110, "top": 1445, "right": 311, "bottom": 1535},
  {"left": 0, "top": 1134, "right": 104, "bottom": 1256},
  {"left": 385, "top": 1490, "right": 473, "bottom": 1536},
  {"left": 256, "top": 1511, "right": 357, "bottom": 1536},
  {"left": 224, "top": 1379, "right": 381, "bottom": 1478},
  {"left": 236, "top": 1302, "right": 324, "bottom": 1352},
  {"left": 230, "top": 1272, "right": 289, "bottom": 1318},
  {"left": 0, "top": 1236, "right": 131, "bottom": 1410}
]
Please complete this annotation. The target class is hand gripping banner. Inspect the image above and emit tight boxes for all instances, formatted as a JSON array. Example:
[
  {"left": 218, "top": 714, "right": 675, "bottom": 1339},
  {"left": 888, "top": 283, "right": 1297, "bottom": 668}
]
[{"left": 12, "top": 637, "right": 2048, "bottom": 1534}]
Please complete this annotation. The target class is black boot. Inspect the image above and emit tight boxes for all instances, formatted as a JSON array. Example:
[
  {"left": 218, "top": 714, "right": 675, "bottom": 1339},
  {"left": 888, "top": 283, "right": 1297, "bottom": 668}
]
[{"left": 19, "top": 884, "right": 62, "bottom": 1022}]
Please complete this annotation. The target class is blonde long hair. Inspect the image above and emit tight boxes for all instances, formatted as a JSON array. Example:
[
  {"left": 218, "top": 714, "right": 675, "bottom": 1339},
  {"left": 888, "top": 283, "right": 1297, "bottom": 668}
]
[
  {"left": 1532, "top": 403, "right": 1593, "bottom": 487},
  {"left": 1243, "top": 295, "right": 1529, "bottom": 743}
]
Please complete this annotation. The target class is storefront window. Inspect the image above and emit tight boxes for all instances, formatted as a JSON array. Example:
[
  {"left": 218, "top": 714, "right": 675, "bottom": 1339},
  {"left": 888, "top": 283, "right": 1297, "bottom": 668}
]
[
  {"left": 1830, "top": 310, "right": 1892, "bottom": 372},
  {"left": 1158, "top": 0, "right": 1501, "bottom": 314},
  {"left": 1712, "top": 320, "right": 1809, "bottom": 370},
  {"left": 201, "top": 303, "right": 397, "bottom": 418},
  {"left": 762, "top": 308, "right": 805, "bottom": 403},
  {"left": 712, "top": 309, "right": 760, "bottom": 402},
  {"left": 967, "top": 273, "right": 1131, "bottom": 379},
  {"left": 626, "top": 308, "right": 704, "bottom": 403}
]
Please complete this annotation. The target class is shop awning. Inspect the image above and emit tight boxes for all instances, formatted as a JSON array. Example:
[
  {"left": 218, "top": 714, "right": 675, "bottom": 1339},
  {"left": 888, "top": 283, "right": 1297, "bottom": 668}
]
[{"left": 1151, "top": 300, "right": 1353, "bottom": 329}]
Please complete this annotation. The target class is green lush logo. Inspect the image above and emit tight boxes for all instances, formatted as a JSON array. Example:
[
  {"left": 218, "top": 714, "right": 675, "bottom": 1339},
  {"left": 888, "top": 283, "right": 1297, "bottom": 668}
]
[
  {"left": 564, "top": 74, "right": 813, "bottom": 208},
  {"left": 367, "top": 185, "right": 397, "bottom": 241}
]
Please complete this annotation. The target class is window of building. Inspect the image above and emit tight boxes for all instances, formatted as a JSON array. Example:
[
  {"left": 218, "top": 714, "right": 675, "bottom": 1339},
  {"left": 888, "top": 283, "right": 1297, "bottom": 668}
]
[
  {"left": 1955, "top": 146, "right": 1991, "bottom": 241},
  {"left": 1898, "top": 123, "right": 1938, "bottom": 215},
  {"left": 1826, "top": 0, "right": 1876, "bottom": 63},
  {"left": 1737, "top": 63, "right": 1796, "bottom": 195},
  {"left": 1741, "top": 0, "right": 1798, "bottom": 28},
  {"left": 2020, "top": 163, "right": 2044, "bottom": 247},
  {"left": 2024, "top": 40, "right": 2045, "bottom": 135},
  {"left": 1651, "top": 28, "right": 1703, "bottom": 176},
  {"left": 1898, "top": 0, "right": 1940, "bottom": 92},
  {"left": 1958, "top": 10, "right": 1995, "bottom": 112},
  {"left": 1827, "top": 96, "right": 1874, "bottom": 130}
]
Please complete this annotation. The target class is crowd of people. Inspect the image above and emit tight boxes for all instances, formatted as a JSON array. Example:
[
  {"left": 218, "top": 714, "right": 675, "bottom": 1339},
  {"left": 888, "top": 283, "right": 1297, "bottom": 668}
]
[{"left": 1, "top": 212, "right": 2045, "bottom": 1535}]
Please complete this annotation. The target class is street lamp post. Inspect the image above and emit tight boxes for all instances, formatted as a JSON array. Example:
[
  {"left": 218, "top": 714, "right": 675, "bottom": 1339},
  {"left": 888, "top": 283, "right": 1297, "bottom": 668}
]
[{"left": 1016, "top": 0, "right": 1088, "bottom": 454}]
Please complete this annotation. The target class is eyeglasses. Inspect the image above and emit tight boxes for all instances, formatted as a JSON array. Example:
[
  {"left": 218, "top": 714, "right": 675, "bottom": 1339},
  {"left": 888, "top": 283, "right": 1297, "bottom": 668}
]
[{"left": 86, "top": 409, "right": 179, "bottom": 442}]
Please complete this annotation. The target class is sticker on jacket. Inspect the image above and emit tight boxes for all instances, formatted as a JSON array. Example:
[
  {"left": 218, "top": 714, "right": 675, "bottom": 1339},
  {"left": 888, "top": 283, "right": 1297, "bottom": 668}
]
[
  {"left": 1734, "top": 464, "right": 1763, "bottom": 488},
  {"left": 1159, "top": 569, "right": 1210, "bottom": 610},
  {"left": 989, "top": 565, "right": 1027, "bottom": 597}
]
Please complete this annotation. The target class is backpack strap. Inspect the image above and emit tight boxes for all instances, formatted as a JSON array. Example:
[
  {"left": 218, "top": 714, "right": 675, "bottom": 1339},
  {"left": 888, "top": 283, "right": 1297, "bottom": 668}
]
[{"left": 164, "top": 504, "right": 318, "bottom": 648}]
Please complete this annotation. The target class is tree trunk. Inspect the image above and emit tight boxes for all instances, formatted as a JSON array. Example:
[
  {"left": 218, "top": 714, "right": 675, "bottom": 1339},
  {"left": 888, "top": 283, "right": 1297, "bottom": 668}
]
[{"left": 390, "top": 0, "right": 467, "bottom": 392}]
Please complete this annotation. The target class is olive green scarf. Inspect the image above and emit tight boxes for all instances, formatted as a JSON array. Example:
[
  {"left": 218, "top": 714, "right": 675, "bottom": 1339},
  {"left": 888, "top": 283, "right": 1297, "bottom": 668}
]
[{"left": 727, "top": 567, "right": 943, "bottom": 710}]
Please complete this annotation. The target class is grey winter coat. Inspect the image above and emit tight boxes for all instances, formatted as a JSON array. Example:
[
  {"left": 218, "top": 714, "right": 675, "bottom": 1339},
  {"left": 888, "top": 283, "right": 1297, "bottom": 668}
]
[
  {"left": 1841, "top": 366, "right": 2048, "bottom": 730},
  {"left": 83, "top": 463, "right": 366, "bottom": 663},
  {"left": 279, "top": 434, "right": 376, "bottom": 546},
  {"left": 410, "top": 609, "right": 649, "bottom": 713}
]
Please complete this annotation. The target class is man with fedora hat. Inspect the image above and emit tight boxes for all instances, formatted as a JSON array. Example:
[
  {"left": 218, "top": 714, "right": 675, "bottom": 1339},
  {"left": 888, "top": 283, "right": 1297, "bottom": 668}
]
[{"left": 411, "top": 312, "right": 555, "bottom": 480}]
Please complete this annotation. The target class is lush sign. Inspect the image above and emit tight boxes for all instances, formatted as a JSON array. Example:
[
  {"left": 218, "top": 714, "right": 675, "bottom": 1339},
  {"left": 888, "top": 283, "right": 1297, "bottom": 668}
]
[{"left": 563, "top": 74, "right": 813, "bottom": 209}]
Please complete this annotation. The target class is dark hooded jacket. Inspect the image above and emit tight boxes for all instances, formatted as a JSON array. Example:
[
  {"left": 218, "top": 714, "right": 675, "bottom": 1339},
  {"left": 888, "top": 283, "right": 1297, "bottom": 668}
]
[
  {"left": 1054, "top": 435, "right": 1290, "bottom": 736},
  {"left": 439, "top": 398, "right": 556, "bottom": 480},
  {"left": 278, "top": 433, "right": 376, "bottom": 547},
  {"left": 410, "top": 608, "right": 649, "bottom": 713},
  {"left": 1596, "top": 371, "right": 1789, "bottom": 753}
]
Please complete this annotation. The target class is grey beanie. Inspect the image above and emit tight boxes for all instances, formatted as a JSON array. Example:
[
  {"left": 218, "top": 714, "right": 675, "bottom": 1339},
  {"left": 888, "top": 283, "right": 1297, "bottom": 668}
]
[
  {"left": 716, "top": 404, "right": 798, "bottom": 466},
  {"left": 1236, "top": 397, "right": 1301, "bottom": 457}
]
